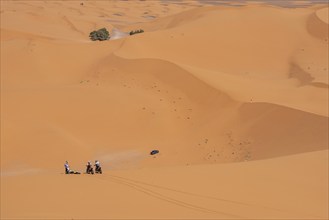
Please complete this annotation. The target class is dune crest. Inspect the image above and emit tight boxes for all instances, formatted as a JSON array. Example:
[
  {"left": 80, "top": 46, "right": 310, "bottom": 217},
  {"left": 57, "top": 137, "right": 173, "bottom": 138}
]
[
  {"left": 316, "top": 7, "right": 329, "bottom": 24},
  {"left": 307, "top": 7, "right": 329, "bottom": 40}
]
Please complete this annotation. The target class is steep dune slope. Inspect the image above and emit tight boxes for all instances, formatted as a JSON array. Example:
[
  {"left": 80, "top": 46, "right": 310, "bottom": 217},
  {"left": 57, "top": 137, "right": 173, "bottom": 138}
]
[{"left": 2, "top": 49, "right": 327, "bottom": 171}]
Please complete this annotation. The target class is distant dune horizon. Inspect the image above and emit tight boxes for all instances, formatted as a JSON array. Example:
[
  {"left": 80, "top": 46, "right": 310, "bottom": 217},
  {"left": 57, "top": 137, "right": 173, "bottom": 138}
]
[{"left": 167, "top": 0, "right": 329, "bottom": 8}]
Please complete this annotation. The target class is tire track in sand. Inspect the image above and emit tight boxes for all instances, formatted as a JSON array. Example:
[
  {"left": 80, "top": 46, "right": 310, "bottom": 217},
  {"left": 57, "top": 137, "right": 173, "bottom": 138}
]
[
  {"left": 98, "top": 173, "right": 321, "bottom": 219},
  {"left": 95, "top": 174, "right": 241, "bottom": 218}
]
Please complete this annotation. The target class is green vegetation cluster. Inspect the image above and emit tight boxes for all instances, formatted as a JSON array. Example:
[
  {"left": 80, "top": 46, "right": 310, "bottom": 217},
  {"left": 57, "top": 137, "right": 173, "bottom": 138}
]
[{"left": 89, "top": 28, "right": 110, "bottom": 41}]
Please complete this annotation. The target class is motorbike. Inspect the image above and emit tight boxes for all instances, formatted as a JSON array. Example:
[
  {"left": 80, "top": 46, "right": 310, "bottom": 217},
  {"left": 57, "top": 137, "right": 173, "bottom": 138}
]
[
  {"left": 95, "top": 165, "right": 102, "bottom": 174},
  {"left": 86, "top": 164, "right": 94, "bottom": 174}
]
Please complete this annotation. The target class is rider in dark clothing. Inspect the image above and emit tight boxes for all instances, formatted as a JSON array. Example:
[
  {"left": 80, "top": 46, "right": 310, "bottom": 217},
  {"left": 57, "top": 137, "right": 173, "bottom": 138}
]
[{"left": 86, "top": 161, "right": 94, "bottom": 174}]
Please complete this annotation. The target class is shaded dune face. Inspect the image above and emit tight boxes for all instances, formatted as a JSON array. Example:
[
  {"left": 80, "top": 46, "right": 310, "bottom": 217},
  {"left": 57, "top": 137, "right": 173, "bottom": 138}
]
[
  {"left": 307, "top": 8, "right": 329, "bottom": 41},
  {"left": 237, "top": 103, "right": 328, "bottom": 159}
]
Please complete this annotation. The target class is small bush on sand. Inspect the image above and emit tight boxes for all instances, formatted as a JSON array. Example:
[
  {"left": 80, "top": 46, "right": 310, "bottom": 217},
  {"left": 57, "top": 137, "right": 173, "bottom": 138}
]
[
  {"left": 129, "top": 29, "right": 144, "bottom": 35},
  {"left": 89, "top": 28, "right": 110, "bottom": 41}
]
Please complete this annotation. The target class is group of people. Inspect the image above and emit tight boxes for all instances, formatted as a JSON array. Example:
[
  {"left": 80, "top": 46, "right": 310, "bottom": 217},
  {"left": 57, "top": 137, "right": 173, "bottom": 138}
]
[{"left": 64, "top": 160, "right": 102, "bottom": 175}]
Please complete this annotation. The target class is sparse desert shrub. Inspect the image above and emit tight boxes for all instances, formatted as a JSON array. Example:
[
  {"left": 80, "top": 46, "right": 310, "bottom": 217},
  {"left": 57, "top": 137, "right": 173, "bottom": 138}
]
[
  {"left": 129, "top": 29, "right": 144, "bottom": 35},
  {"left": 89, "top": 28, "right": 110, "bottom": 41}
]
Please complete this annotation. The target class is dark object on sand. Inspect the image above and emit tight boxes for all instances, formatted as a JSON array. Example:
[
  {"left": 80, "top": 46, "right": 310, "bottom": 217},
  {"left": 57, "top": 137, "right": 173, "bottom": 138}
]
[
  {"left": 130, "top": 29, "right": 144, "bottom": 35},
  {"left": 150, "top": 150, "right": 159, "bottom": 155},
  {"left": 66, "top": 171, "right": 81, "bottom": 174},
  {"left": 95, "top": 165, "right": 102, "bottom": 174}
]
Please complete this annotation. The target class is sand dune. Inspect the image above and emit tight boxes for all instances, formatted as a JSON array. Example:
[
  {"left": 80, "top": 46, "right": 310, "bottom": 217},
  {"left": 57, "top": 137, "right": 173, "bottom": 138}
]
[
  {"left": 316, "top": 7, "right": 329, "bottom": 24},
  {"left": 116, "top": 5, "right": 329, "bottom": 115},
  {"left": 1, "top": 0, "right": 328, "bottom": 219},
  {"left": 2, "top": 150, "right": 327, "bottom": 219},
  {"left": 307, "top": 7, "right": 329, "bottom": 40}
]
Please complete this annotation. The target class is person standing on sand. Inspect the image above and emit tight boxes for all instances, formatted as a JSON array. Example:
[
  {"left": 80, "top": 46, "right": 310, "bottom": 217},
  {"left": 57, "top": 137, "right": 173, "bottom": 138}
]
[{"left": 64, "top": 161, "right": 70, "bottom": 174}]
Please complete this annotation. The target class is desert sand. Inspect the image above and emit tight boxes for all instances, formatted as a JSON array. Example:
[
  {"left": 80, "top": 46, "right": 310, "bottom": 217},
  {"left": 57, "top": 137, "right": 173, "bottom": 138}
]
[{"left": 1, "top": 0, "right": 328, "bottom": 219}]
